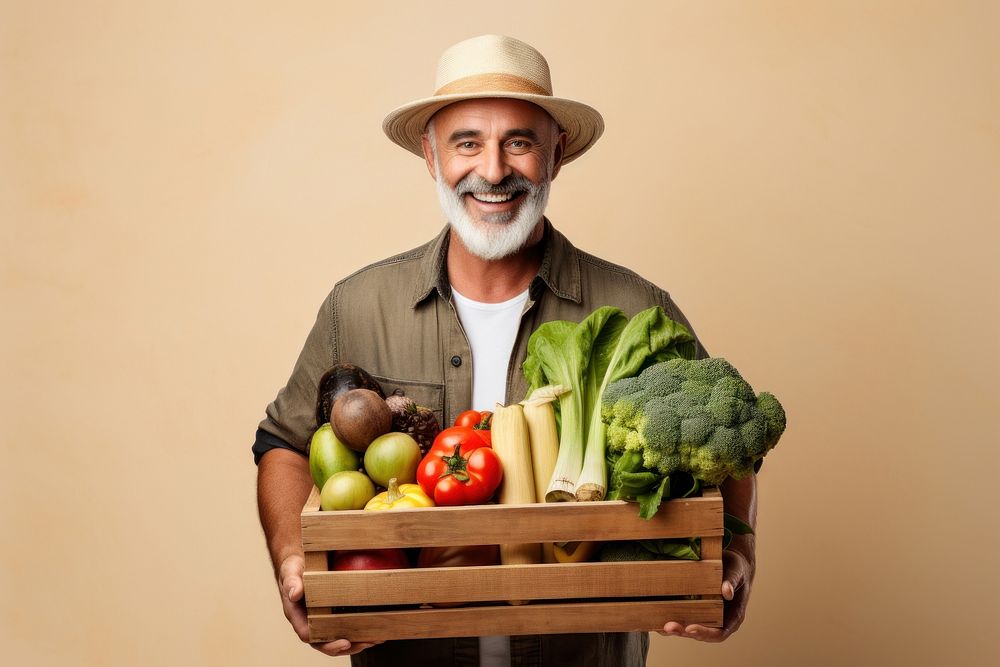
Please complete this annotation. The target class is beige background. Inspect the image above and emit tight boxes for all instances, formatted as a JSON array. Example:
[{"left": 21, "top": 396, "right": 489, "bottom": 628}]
[{"left": 3, "top": 1, "right": 997, "bottom": 665}]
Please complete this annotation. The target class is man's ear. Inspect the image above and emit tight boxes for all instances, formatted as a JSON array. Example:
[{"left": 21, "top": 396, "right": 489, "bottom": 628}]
[
  {"left": 550, "top": 130, "right": 569, "bottom": 181},
  {"left": 420, "top": 133, "right": 437, "bottom": 180}
]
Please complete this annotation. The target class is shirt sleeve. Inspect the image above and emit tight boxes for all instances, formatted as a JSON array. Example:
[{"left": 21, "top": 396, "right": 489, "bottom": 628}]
[
  {"left": 252, "top": 289, "right": 338, "bottom": 463},
  {"left": 655, "top": 290, "right": 710, "bottom": 360},
  {"left": 251, "top": 427, "right": 304, "bottom": 465}
]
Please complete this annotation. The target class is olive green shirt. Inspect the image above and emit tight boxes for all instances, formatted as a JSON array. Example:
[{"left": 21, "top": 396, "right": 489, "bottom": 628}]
[
  {"left": 256, "top": 220, "right": 706, "bottom": 667},
  {"left": 258, "top": 220, "right": 704, "bottom": 454}
]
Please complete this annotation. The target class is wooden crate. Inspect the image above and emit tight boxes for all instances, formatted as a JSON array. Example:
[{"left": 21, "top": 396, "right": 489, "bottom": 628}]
[{"left": 300, "top": 487, "right": 724, "bottom": 642}]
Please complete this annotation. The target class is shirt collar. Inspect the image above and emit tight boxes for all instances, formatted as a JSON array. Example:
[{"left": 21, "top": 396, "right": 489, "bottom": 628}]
[{"left": 409, "top": 219, "right": 583, "bottom": 308}]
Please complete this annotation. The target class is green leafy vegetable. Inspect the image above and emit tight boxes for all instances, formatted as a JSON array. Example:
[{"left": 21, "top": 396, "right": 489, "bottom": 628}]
[
  {"left": 576, "top": 307, "right": 696, "bottom": 500},
  {"left": 523, "top": 306, "right": 695, "bottom": 502},
  {"left": 599, "top": 539, "right": 701, "bottom": 562},
  {"left": 607, "top": 449, "right": 701, "bottom": 519},
  {"left": 523, "top": 308, "right": 626, "bottom": 501},
  {"left": 723, "top": 513, "right": 755, "bottom": 549}
]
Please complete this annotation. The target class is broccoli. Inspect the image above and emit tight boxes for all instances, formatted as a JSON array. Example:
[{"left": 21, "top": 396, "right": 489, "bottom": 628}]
[{"left": 602, "top": 358, "right": 786, "bottom": 485}]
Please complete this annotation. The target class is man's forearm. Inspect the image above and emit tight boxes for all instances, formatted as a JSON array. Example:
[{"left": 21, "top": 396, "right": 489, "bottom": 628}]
[{"left": 257, "top": 447, "right": 314, "bottom": 573}]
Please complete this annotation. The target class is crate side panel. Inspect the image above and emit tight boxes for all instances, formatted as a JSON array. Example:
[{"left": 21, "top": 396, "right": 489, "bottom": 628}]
[
  {"left": 701, "top": 535, "right": 723, "bottom": 561},
  {"left": 303, "top": 485, "right": 321, "bottom": 512},
  {"left": 304, "top": 560, "right": 721, "bottom": 607},
  {"left": 301, "top": 497, "right": 723, "bottom": 551},
  {"left": 303, "top": 550, "right": 331, "bottom": 615},
  {"left": 307, "top": 599, "right": 723, "bottom": 642}
]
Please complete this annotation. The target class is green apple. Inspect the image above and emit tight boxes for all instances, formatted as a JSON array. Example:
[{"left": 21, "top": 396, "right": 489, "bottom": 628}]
[
  {"left": 363, "top": 432, "right": 422, "bottom": 487},
  {"left": 321, "top": 471, "right": 376, "bottom": 511},
  {"left": 309, "top": 423, "right": 360, "bottom": 490}
]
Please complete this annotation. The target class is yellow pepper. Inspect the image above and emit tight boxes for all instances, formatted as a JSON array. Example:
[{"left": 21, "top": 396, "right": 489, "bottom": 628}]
[
  {"left": 553, "top": 541, "right": 601, "bottom": 563},
  {"left": 365, "top": 477, "right": 434, "bottom": 510}
]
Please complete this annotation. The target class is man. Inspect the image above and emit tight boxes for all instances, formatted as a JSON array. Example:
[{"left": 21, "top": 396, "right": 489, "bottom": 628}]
[{"left": 254, "top": 35, "right": 757, "bottom": 665}]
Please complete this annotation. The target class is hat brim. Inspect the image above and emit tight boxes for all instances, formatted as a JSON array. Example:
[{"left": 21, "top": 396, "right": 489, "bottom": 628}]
[{"left": 382, "top": 92, "right": 604, "bottom": 164}]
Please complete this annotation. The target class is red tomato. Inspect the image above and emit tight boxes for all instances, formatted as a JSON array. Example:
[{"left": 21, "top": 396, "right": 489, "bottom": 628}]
[
  {"left": 453, "top": 410, "right": 492, "bottom": 446},
  {"left": 427, "top": 426, "right": 487, "bottom": 456},
  {"left": 331, "top": 549, "right": 409, "bottom": 571},
  {"left": 418, "top": 427, "right": 503, "bottom": 505}
]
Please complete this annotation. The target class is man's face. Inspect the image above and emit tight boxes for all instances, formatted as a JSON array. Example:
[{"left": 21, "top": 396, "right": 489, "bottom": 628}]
[{"left": 422, "top": 98, "right": 567, "bottom": 261}]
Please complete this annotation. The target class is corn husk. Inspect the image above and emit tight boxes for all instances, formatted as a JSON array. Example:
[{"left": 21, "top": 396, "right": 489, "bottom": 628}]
[{"left": 491, "top": 403, "right": 541, "bottom": 602}]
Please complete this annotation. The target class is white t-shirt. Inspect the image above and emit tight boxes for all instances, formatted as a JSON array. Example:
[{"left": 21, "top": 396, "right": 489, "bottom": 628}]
[
  {"left": 451, "top": 287, "right": 530, "bottom": 411},
  {"left": 451, "top": 286, "right": 529, "bottom": 667}
]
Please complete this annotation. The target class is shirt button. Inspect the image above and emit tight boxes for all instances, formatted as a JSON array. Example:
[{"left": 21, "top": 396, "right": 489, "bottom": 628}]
[{"left": 450, "top": 355, "right": 462, "bottom": 367}]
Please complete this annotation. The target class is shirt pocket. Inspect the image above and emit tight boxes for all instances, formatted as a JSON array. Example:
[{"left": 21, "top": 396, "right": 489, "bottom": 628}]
[{"left": 372, "top": 375, "right": 446, "bottom": 428}]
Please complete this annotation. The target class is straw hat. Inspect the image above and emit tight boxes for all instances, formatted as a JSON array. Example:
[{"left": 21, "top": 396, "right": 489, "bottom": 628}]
[{"left": 383, "top": 35, "right": 604, "bottom": 163}]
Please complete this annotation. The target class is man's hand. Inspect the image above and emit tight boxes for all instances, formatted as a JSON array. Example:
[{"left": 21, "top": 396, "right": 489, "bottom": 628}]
[
  {"left": 660, "top": 472, "right": 758, "bottom": 641},
  {"left": 258, "top": 449, "right": 380, "bottom": 657},
  {"left": 660, "top": 547, "right": 753, "bottom": 642},
  {"left": 277, "top": 553, "right": 381, "bottom": 657}
]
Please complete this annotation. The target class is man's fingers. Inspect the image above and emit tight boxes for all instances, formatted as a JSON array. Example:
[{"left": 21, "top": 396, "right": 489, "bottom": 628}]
[
  {"left": 276, "top": 555, "right": 311, "bottom": 641},
  {"left": 312, "top": 640, "right": 381, "bottom": 657},
  {"left": 662, "top": 550, "right": 752, "bottom": 642},
  {"left": 313, "top": 640, "right": 351, "bottom": 656},
  {"left": 660, "top": 621, "right": 686, "bottom": 636},
  {"left": 721, "top": 576, "right": 750, "bottom": 637},
  {"left": 279, "top": 590, "right": 310, "bottom": 642},
  {"left": 275, "top": 554, "right": 379, "bottom": 656},
  {"left": 682, "top": 624, "right": 724, "bottom": 642}
]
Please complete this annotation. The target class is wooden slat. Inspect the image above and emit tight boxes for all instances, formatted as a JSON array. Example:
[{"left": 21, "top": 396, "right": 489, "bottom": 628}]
[
  {"left": 301, "top": 497, "right": 723, "bottom": 551},
  {"left": 701, "top": 535, "right": 723, "bottom": 561},
  {"left": 303, "top": 550, "right": 331, "bottom": 615},
  {"left": 304, "top": 560, "right": 722, "bottom": 607},
  {"left": 303, "top": 485, "right": 321, "bottom": 512},
  {"left": 307, "top": 598, "right": 723, "bottom": 642}
]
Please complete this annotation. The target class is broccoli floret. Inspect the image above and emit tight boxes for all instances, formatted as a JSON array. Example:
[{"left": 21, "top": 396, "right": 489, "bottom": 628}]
[
  {"left": 602, "top": 358, "right": 787, "bottom": 485},
  {"left": 756, "top": 392, "right": 787, "bottom": 442}
]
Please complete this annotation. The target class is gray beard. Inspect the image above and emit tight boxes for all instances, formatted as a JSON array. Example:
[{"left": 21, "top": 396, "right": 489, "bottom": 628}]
[{"left": 435, "top": 168, "right": 552, "bottom": 262}]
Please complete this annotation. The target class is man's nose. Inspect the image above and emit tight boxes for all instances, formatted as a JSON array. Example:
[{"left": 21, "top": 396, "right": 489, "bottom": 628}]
[{"left": 477, "top": 143, "right": 512, "bottom": 184}]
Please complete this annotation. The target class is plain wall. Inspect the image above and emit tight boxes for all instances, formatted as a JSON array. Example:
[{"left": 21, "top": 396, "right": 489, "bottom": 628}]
[{"left": 2, "top": 1, "right": 997, "bottom": 665}]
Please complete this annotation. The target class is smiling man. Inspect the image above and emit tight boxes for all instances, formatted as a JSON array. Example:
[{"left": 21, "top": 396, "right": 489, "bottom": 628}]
[
  {"left": 254, "top": 35, "right": 757, "bottom": 666},
  {"left": 425, "top": 99, "right": 561, "bottom": 264}
]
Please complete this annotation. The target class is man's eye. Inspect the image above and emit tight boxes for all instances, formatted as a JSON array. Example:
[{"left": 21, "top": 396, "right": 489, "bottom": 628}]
[
  {"left": 459, "top": 141, "right": 477, "bottom": 150},
  {"left": 507, "top": 139, "right": 531, "bottom": 153}
]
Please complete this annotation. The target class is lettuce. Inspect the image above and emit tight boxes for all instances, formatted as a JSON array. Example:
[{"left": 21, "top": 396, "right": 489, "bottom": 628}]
[{"left": 523, "top": 305, "right": 696, "bottom": 501}]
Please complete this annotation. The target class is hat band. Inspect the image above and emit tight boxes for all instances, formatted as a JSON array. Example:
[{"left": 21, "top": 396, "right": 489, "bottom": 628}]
[{"left": 434, "top": 73, "right": 551, "bottom": 97}]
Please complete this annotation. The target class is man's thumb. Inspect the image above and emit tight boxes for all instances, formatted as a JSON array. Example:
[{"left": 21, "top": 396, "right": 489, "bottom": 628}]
[
  {"left": 722, "top": 580, "right": 735, "bottom": 601},
  {"left": 285, "top": 579, "right": 301, "bottom": 601},
  {"left": 278, "top": 556, "right": 305, "bottom": 601}
]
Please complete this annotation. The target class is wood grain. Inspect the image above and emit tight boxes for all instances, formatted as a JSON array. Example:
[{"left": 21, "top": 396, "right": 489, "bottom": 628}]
[
  {"left": 303, "top": 560, "right": 722, "bottom": 607},
  {"left": 300, "top": 487, "right": 725, "bottom": 639},
  {"left": 307, "top": 599, "right": 723, "bottom": 642},
  {"left": 303, "top": 549, "right": 331, "bottom": 615},
  {"left": 301, "top": 496, "right": 723, "bottom": 551},
  {"left": 701, "top": 535, "right": 723, "bottom": 561},
  {"left": 303, "top": 485, "right": 321, "bottom": 512}
]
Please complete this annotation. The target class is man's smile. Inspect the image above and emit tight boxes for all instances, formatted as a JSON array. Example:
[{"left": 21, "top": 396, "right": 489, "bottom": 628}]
[
  {"left": 465, "top": 190, "right": 526, "bottom": 210},
  {"left": 470, "top": 191, "right": 517, "bottom": 203}
]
